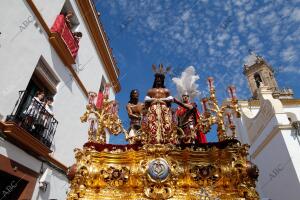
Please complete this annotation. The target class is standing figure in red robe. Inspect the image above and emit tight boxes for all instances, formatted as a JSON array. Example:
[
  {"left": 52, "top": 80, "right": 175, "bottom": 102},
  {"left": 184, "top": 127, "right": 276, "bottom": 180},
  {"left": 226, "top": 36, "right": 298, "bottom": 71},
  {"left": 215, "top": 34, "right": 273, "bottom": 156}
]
[{"left": 174, "top": 93, "right": 207, "bottom": 144}]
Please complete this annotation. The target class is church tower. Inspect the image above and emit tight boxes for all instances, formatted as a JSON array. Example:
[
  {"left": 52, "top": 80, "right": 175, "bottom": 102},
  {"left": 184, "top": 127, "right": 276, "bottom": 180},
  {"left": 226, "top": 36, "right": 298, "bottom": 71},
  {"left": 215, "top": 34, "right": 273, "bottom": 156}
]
[
  {"left": 234, "top": 53, "right": 300, "bottom": 200},
  {"left": 243, "top": 53, "right": 293, "bottom": 99}
]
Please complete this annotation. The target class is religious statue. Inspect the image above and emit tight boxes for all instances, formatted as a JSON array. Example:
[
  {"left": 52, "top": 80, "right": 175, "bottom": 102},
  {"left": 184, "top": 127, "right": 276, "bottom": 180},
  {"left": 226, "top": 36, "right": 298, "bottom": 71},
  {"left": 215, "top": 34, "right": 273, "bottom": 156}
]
[
  {"left": 126, "top": 89, "right": 144, "bottom": 143},
  {"left": 174, "top": 93, "right": 207, "bottom": 144},
  {"left": 172, "top": 66, "right": 207, "bottom": 144},
  {"left": 68, "top": 64, "right": 259, "bottom": 200},
  {"left": 144, "top": 64, "right": 175, "bottom": 144}
]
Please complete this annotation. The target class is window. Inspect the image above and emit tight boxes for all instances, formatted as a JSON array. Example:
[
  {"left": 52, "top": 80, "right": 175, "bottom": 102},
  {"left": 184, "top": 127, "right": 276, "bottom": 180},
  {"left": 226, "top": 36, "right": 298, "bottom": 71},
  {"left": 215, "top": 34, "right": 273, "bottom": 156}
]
[
  {"left": 0, "top": 170, "right": 28, "bottom": 199},
  {"left": 6, "top": 57, "right": 60, "bottom": 148},
  {"left": 254, "top": 72, "right": 262, "bottom": 88},
  {"left": 18, "top": 57, "right": 59, "bottom": 115},
  {"left": 60, "top": 0, "right": 80, "bottom": 31},
  {"left": 0, "top": 155, "right": 38, "bottom": 200},
  {"left": 99, "top": 76, "right": 106, "bottom": 92}
]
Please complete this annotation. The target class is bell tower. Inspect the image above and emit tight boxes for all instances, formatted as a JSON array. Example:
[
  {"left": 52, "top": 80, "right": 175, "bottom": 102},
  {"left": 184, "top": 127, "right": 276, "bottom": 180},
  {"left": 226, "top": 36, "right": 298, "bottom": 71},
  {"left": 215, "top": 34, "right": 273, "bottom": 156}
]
[{"left": 243, "top": 53, "right": 293, "bottom": 99}]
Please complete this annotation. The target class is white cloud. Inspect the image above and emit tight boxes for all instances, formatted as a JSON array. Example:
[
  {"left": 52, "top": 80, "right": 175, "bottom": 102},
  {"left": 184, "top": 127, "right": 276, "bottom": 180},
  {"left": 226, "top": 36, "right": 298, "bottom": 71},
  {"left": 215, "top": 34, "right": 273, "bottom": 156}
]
[
  {"left": 247, "top": 33, "right": 263, "bottom": 51},
  {"left": 244, "top": 54, "right": 258, "bottom": 66},
  {"left": 291, "top": 8, "right": 300, "bottom": 22},
  {"left": 281, "top": 46, "right": 297, "bottom": 62},
  {"left": 146, "top": 16, "right": 159, "bottom": 30},
  {"left": 99, "top": 0, "right": 300, "bottom": 99},
  {"left": 181, "top": 11, "right": 191, "bottom": 21},
  {"left": 280, "top": 66, "right": 300, "bottom": 74},
  {"left": 261, "top": 11, "right": 278, "bottom": 25}
]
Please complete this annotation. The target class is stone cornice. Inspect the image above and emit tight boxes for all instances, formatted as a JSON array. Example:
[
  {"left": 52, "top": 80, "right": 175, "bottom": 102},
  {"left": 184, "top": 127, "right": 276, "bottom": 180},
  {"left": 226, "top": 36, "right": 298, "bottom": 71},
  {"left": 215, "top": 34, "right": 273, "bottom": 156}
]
[
  {"left": 250, "top": 125, "right": 292, "bottom": 159},
  {"left": 76, "top": 0, "right": 121, "bottom": 93},
  {"left": 0, "top": 121, "right": 68, "bottom": 172},
  {"left": 239, "top": 99, "right": 300, "bottom": 107}
]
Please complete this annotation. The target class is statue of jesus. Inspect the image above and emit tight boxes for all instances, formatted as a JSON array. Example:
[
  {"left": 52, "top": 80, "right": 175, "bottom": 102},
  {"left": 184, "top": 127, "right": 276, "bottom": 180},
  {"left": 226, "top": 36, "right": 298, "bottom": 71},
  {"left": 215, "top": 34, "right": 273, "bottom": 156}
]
[{"left": 144, "top": 64, "right": 175, "bottom": 144}]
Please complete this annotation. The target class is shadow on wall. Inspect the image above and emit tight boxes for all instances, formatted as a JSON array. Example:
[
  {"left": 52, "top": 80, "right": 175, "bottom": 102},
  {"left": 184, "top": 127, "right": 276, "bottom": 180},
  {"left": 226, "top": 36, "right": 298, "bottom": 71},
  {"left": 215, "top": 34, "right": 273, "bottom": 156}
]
[
  {"left": 50, "top": 46, "right": 75, "bottom": 94},
  {"left": 36, "top": 166, "right": 69, "bottom": 200},
  {"left": 287, "top": 112, "right": 298, "bottom": 123}
]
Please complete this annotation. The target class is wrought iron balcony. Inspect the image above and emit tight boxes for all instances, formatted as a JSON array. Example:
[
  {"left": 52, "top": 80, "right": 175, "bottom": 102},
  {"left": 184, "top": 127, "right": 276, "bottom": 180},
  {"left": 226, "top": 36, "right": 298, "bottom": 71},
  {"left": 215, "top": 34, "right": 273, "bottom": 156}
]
[{"left": 6, "top": 91, "right": 58, "bottom": 148}]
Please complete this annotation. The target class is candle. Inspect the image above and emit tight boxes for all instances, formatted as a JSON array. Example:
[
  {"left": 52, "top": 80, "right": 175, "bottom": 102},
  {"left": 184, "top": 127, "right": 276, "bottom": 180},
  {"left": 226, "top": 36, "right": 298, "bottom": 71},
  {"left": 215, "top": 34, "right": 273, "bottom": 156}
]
[
  {"left": 207, "top": 77, "right": 214, "bottom": 90},
  {"left": 88, "top": 92, "right": 97, "bottom": 105},
  {"left": 89, "top": 119, "right": 96, "bottom": 132},
  {"left": 226, "top": 113, "right": 232, "bottom": 124},
  {"left": 201, "top": 98, "right": 208, "bottom": 112},
  {"left": 111, "top": 101, "right": 118, "bottom": 114},
  {"left": 104, "top": 83, "right": 111, "bottom": 99},
  {"left": 227, "top": 85, "right": 237, "bottom": 99}
]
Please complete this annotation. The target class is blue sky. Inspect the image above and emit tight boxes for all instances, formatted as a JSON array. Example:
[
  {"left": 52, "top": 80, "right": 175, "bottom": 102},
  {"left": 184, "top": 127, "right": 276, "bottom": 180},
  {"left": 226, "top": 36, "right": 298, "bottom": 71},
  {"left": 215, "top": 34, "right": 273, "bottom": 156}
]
[{"left": 94, "top": 0, "right": 300, "bottom": 144}]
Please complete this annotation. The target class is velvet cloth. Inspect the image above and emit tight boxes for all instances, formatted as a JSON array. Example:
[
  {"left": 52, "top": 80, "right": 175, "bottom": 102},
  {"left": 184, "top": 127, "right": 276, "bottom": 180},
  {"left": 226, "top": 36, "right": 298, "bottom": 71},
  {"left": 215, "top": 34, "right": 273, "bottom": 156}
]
[
  {"left": 177, "top": 139, "right": 240, "bottom": 150},
  {"left": 146, "top": 101, "right": 173, "bottom": 144},
  {"left": 84, "top": 139, "right": 240, "bottom": 152},
  {"left": 84, "top": 142, "right": 142, "bottom": 152},
  {"left": 51, "top": 14, "right": 79, "bottom": 59}
]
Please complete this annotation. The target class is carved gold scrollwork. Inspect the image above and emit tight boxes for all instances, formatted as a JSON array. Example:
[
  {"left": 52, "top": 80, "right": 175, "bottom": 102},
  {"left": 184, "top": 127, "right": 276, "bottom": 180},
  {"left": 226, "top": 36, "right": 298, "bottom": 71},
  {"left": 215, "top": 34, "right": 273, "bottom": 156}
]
[
  {"left": 138, "top": 145, "right": 180, "bottom": 199},
  {"left": 190, "top": 164, "right": 220, "bottom": 187},
  {"left": 67, "top": 88, "right": 259, "bottom": 199},
  {"left": 101, "top": 166, "right": 130, "bottom": 187},
  {"left": 144, "top": 183, "right": 175, "bottom": 199},
  {"left": 80, "top": 92, "right": 127, "bottom": 144},
  {"left": 67, "top": 140, "right": 259, "bottom": 199}
]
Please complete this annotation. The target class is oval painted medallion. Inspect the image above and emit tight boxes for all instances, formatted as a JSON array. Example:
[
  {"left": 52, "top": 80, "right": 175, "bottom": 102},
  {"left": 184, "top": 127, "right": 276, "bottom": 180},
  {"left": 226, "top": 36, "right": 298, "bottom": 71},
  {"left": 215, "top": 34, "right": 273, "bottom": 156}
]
[{"left": 147, "top": 158, "right": 170, "bottom": 181}]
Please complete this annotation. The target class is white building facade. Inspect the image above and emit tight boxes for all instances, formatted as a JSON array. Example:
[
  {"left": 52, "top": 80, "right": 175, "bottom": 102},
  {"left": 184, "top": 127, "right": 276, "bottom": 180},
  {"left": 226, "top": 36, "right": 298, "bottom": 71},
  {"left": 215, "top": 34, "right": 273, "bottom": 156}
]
[
  {"left": 0, "top": 0, "right": 120, "bottom": 199},
  {"left": 234, "top": 55, "right": 300, "bottom": 200}
]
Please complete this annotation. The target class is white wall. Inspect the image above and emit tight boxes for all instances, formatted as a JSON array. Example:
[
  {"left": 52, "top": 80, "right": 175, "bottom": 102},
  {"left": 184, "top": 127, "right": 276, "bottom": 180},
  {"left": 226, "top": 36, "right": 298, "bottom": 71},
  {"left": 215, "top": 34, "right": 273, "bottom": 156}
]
[
  {"left": 0, "top": 0, "right": 116, "bottom": 166},
  {"left": 32, "top": 0, "right": 116, "bottom": 95},
  {"left": 0, "top": 138, "right": 69, "bottom": 200},
  {"left": 31, "top": 163, "right": 69, "bottom": 200},
  {"left": 282, "top": 129, "right": 300, "bottom": 183},
  {"left": 253, "top": 131, "right": 299, "bottom": 200},
  {"left": 283, "top": 105, "right": 300, "bottom": 121},
  {"left": 0, "top": 0, "right": 118, "bottom": 198},
  {"left": 235, "top": 97, "right": 300, "bottom": 200},
  {"left": 0, "top": 137, "right": 41, "bottom": 173},
  {"left": 0, "top": 0, "right": 47, "bottom": 117}
]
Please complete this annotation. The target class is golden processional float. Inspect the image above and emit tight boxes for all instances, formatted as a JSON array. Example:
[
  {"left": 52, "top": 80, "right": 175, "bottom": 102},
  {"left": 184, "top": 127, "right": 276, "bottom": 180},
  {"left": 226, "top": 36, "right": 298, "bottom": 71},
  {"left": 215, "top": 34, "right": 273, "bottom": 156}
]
[{"left": 67, "top": 65, "right": 259, "bottom": 200}]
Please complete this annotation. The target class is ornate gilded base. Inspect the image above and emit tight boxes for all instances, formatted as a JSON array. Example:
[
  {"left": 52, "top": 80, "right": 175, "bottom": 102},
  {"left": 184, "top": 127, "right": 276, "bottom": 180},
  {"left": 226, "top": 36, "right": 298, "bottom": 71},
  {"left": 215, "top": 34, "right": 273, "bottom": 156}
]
[{"left": 67, "top": 140, "right": 259, "bottom": 200}]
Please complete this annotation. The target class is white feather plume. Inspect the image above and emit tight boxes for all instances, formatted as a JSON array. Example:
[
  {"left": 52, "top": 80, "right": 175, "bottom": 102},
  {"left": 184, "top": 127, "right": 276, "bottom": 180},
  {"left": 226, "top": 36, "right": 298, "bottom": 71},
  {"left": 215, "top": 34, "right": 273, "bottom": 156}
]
[{"left": 172, "top": 66, "right": 200, "bottom": 100}]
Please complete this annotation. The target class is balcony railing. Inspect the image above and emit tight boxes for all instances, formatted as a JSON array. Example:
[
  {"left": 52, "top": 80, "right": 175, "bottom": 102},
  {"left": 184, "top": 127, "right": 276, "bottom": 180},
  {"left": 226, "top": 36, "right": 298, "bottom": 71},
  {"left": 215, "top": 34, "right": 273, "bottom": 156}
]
[{"left": 6, "top": 91, "right": 58, "bottom": 148}]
